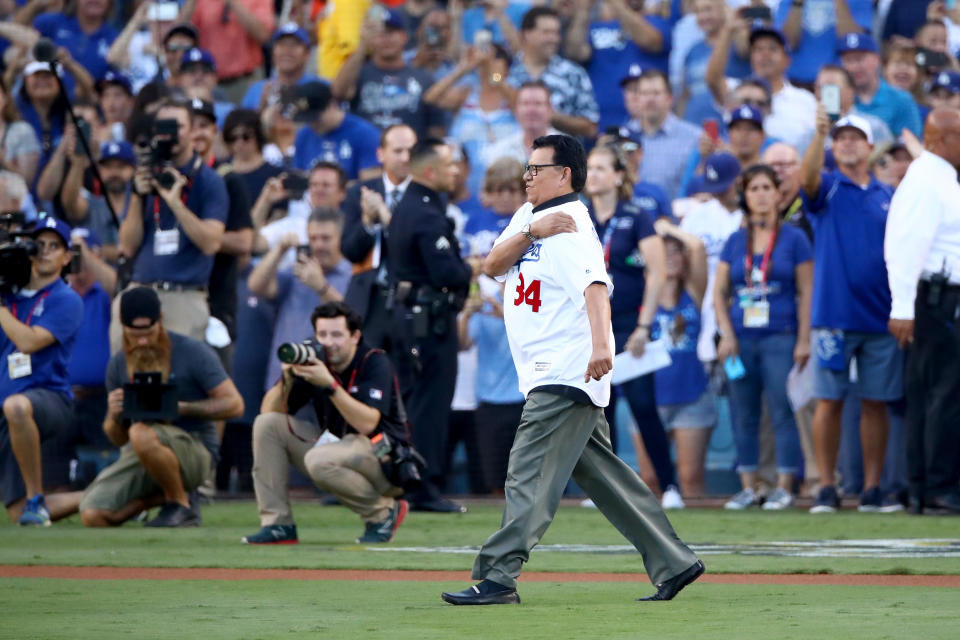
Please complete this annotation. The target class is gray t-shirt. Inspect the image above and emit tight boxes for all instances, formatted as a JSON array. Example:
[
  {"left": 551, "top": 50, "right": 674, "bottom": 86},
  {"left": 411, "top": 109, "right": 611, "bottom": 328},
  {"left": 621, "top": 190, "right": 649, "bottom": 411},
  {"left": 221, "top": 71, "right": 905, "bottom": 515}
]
[
  {"left": 106, "top": 332, "right": 228, "bottom": 459},
  {"left": 78, "top": 193, "right": 120, "bottom": 246},
  {"left": 1, "top": 121, "right": 41, "bottom": 162}
]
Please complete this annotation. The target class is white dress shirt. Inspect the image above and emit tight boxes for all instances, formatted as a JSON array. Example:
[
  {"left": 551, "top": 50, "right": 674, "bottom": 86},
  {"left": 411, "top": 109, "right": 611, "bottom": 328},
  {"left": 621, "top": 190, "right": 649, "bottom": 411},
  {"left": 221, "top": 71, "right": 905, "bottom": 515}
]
[
  {"left": 885, "top": 151, "right": 960, "bottom": 320},
  {"left": 765, "top": 81, "right": 818, "bottom": 154}
]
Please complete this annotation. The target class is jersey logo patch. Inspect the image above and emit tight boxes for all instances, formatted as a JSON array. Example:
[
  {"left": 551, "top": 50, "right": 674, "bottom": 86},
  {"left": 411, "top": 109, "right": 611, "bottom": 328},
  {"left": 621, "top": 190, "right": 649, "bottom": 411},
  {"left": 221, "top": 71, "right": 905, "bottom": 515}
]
[
  {"left": 435, "top": 236, "right": 451, "bottom": 251},
  {"left": 369, "top": 388, "right": 383, "bottom": 400},
  {"left": 519, "top": 242, "right": 542, "bottom": 262},
  {"left": 535, "top": 362, "right": 551, "bottom": 372}
]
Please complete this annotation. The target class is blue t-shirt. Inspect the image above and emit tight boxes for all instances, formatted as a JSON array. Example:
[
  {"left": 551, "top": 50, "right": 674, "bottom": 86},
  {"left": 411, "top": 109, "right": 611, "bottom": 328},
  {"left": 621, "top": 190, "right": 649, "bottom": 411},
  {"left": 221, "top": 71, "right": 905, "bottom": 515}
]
[
  {"left": 801, "top": 171, "right": 893, "bottom": 333},
  {"left": 591, "top": 199, "right": 657, "bottom": 318},
  {"left": 652, "top": 290, "right": 708, "bottom": 406},
  {"left": 133, "top": 158, "right": 229, "bottom": 285},
  {"left": 34, "top": 13, "right": 118, "bottom": 81},
  {"left": 0, "top": 278, "right": 83, "bottom": 401},
  {"left": 16, "top": 95, "right": 65, "bottom": 191},
  {"left": 775, "top": 0, "right": 874, "bottom": 85},
  {"left": 632, "top": 182, "right": 673, "bottom": 221},
  {"left": 67, "top": 282, "right": 111, "bottom": 387},
  {"left": 719, "top": 224, "right": 813, "bottom": 337},
  {"left": 461, "top": 206, "right": 513, "bottom": 257},
  {"left": 469, "top": 310, "right": 524, "bottom": 405},
  {"left": 461, "top": 3, "right": 528, "bottom": 47},
  {"left": 588, "top": 18, "right": 671, "bottom": 131},
  {"left": 855, "top": 79, "right": 922, "bottom": 138},
  {"left": 291, "top": 114, "right": 380, "bottom": 180},
  {"left": 241, "top": 74, "right": 323, "bottom": 110}
]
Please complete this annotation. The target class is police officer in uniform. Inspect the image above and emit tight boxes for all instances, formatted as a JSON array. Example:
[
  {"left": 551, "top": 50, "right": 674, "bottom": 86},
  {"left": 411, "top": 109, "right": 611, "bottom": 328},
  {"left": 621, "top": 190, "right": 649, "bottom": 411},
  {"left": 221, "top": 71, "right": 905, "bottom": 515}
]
[
  {"left": 885, "top": 108, "right": 960, "bottom": 515},
  {"left": 387, "top": 138, "right": 472, "bottom": 512}
]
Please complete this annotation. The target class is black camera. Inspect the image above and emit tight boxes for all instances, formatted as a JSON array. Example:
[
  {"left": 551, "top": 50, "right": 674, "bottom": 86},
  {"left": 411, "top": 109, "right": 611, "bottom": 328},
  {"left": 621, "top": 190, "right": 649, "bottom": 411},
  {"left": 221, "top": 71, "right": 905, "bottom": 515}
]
[
  {"left": 916, "top": 47, "right": 949, "bottom": 72},
  {"left": 33, "top": 37, "right": 58, "bottom": 64},
  {"left": 277, "top": 338, "right": 326, "bottom": 365},
  {"left": 122, "top": 371, "right": 178, "bottom": 423},
  {"left": 0, "top": 229, "right": 36, "bottom": 295},
  {"left": 378, "top": 436, "right": 427, "bottom": 493},
  {"left": 282, "top": 172, "right": 308, "bottom": 200},
  {"left": 140, "top": 118, "right": 179, "bottom": 191}
]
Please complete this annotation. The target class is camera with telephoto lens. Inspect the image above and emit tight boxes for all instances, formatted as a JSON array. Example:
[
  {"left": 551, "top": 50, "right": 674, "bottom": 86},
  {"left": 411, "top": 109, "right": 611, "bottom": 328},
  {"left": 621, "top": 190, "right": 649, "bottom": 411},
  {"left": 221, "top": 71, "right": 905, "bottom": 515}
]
[
  {"left": 0, "top": 213, "right": 37, "bottom": 295},
  {"left": 139, "top": 118, "right": 179, "bottom": 191},
  {"left": 277, "top": 338, "right": 327, "bottom": 365}
]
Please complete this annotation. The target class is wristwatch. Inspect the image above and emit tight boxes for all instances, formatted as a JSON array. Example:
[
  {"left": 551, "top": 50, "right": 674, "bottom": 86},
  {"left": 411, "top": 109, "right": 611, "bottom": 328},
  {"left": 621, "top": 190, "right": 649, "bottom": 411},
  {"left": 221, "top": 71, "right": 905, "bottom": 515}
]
[{"left": 521, "top": 223, "right": 538, "bottom": 242}]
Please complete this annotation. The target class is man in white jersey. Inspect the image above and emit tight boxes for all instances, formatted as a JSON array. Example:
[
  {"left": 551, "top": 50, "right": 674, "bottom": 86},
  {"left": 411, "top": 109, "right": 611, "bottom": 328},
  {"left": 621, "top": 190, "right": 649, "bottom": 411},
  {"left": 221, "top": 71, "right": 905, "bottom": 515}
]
[{"left": 441, "top": 135, "right": 703, "bottom": 606}]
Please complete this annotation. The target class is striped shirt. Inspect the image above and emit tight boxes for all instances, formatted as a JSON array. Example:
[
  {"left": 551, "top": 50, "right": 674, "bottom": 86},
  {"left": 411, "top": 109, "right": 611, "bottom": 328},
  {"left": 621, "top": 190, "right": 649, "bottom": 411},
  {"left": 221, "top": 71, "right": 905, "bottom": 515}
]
[{"left": 626, "top": 113, "right": 702, "bottom": 201}]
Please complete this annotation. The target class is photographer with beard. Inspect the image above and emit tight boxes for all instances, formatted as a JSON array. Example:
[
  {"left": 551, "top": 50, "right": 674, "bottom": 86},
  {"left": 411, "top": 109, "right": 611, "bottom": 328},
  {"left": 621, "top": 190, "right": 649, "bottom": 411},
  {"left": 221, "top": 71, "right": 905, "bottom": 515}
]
[
  {"left": 77, "top": 287, "right": 243, "bottom": 527},
  {"left": 242, "top": 302, "right": 413, "bottom": 545},
  {"left": 1, "top": 217, "right": 83, "bottom": 526}
]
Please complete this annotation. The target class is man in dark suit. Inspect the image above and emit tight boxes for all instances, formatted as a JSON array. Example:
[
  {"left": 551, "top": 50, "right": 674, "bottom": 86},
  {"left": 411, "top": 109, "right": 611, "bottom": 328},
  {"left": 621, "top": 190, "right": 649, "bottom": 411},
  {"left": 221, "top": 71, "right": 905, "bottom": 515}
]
[{"left": 340, "top": 124, "right": 418, "bottom": 351}]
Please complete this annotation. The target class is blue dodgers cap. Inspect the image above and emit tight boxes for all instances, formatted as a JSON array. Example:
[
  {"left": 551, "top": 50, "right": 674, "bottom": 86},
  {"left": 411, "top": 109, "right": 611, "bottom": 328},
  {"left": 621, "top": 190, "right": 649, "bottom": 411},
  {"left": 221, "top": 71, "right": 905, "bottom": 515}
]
[
  {"left": 836, "top": 32, "right": 878, "bottom": 55},
  {"left": 383, "top": 8, "right": 405, "bottom": 31},
  {"left": 749, "top": 22, "right": 787, "bottom": 49},
  {"left": 724, "top": 104, "right": 765, "bottom": 129},
  {"left": 97, "top": 70, "right": 133, "bottom": 95},
  {"left": 180, "top": 47, "right": 216, "bottom": 72},
  {"left": 928, "top": 70, "right": 960, "bottom": 94},
  {"left": 32, "top": 215, "right": 72, "bottom": 247},
  {"left": 272, "top": 22, "right": 310, "bottom": 46},
  {"left": 690, "top": 152, "right": 741, "bottom": 195},
  {"left": 619, "top": 62, "right": 644, "bottom": 87},
  {"left": 99, "top": 140, "right": 136, "bottom": 165}
]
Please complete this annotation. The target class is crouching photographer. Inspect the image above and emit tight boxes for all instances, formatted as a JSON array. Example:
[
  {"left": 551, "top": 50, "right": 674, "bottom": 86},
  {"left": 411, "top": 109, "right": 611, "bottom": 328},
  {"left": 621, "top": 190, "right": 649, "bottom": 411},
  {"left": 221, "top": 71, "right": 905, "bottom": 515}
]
[{"left": 243, "top": 301, "right": 422, "bottom": 545}]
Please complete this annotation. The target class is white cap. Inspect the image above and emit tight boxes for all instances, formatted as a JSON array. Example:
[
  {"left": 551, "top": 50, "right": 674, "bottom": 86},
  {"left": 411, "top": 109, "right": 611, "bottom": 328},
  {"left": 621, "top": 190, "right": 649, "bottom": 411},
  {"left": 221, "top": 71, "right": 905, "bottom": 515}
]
[
  {"left": 23, "top": 61, "right": 57, "bottom": 76},
  {"left": 831, "top": 114, "right": 873, "bottom": 144}
]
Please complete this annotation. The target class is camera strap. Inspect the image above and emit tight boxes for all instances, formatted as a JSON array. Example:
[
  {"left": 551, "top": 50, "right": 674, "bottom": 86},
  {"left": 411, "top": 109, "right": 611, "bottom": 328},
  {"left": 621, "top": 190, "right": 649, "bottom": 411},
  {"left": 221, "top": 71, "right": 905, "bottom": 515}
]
[{"left": 152, "top": 155, "right": 202, "bottom": 228}]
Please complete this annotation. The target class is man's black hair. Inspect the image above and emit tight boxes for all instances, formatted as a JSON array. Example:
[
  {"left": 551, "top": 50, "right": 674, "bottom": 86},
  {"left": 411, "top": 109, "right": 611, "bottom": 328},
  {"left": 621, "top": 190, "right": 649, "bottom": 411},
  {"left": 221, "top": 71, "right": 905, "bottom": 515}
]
[
  {"left": 309, "top": 160, "right": 348, "bottom": 190},
  {"left": 521, "top": 6, "right": 559, "bottom": 32},
  {"left": 409, "top": 137, "right": 447, "bottom": 167},
  {"left": 223, "top": 108, "right": 265, "bottom": 150},
  {"left": 531, "top": 134, "right": 587, "bottom": 192},
  {"left": 311, "top": 301, "right": 362, "bottom": 334}
]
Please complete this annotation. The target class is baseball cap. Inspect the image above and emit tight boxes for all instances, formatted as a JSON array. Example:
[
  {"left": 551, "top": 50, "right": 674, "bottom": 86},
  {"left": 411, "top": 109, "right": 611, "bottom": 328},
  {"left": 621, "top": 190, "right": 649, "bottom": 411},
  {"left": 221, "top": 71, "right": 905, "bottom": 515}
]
[
  {"left": 689, "top": 152, "right": 741, "bottom": 195},
  {"left": 24, "top": 61, "right": 57, "bottom": 76},
  {"left": 383, "top": 9, "right": 405, "bottom": 31},
  {"left": 189, "top": 97, "right": 216, "bottom": 123},
  {"left": 749, "top": 22, "right": 787, "bottom": 50},
  {"left": 724, "top": 104, "right": 764, "bottom": 129},
  {"left": 97, "top": 70, "right": 133, "bottom": 95},
  {"left": 32, "top": 215, "right": 72, "bottom": 247},
  {"left": 928, "top": 70, "right": 960, "bottom": 94},
  {"left": 282, "top": 81, "right": 333, "bottom": 123},
  {"left": 70, "top": 227, "right": 102, "bottom": 249},
  {"left": 180, "top": 47, "right": 216, "bottom": 72},
  {"left": 163, "top": 22, "right": 198, "bottom": 45},
  {"left": 99, "top": 140, "right": 136, "bottom": 165},
  {"left": 836, "top": 32, "right": 878, "bottom": 55},
  {"left": 614, "top": 126, "right": 642, "bottom": 150},
  {"left": 120, "top": 287, "right": 162, "bottom": 328},
  {"left": 272, "top": 22, "right": 311, "bottom": 46},
  {"left": 831, "top": 114, "right": 873, "bottom": 144},
  {"left": 619, "top": 63, "right": 644, "bottom": 87}
]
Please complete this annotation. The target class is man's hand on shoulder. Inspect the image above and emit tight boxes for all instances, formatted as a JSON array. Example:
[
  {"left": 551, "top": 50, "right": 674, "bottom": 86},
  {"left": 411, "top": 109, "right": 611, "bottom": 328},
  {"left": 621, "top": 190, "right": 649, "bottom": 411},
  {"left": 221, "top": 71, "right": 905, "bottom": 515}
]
[
  {"left": 530, "top": 212, "right": 578, "bottom": 239},
  {"left": 291, "top": 358, "right": 336, "bottom": 389}
]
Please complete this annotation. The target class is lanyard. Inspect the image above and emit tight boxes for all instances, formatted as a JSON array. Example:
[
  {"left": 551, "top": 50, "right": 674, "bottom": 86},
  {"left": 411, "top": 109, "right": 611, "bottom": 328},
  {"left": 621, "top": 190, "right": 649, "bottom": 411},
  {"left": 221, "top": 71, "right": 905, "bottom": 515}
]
[
  {"left": 600, "top": 215, "right": 616, "bottom": 272},
  {"left": 152, "top": 159, "right": 199, "bottom": 228},
  {"left": 745, "top": 225, "right": 777, "bottom": 288},
  {"left": 10, "top": 291, "right": 52, "bottom": 327}
]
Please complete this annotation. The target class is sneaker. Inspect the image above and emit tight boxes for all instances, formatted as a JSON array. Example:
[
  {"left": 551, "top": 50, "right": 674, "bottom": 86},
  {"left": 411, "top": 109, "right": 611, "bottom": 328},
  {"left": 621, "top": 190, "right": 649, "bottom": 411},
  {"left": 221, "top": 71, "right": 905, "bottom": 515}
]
[
  {"left": 356, "top": 499, "right": 408, "bottom": 544},
  {"left": 810, "top": 485, "right": 840, "bottom": 514},
  {"left": 242, "top": 524, "right": 299, "bottom": 545},
  {"left": 858, "top": 486, "right": 883, "bottom": 512},
  {"left": 18, "top": 495, "right": 51, "bottom": 527},
  {"left": 762, "top": 487, "right": 794, "bottom": 510},
  {"left": 724, "top": 488, "right": 759, "bottom": 510},
  {"left": 662, "top": 485, "right": 685, "bottom": 510},
  {"left": 144, "top": 502, "right": 201, "bottom": 527},
  {"left": 879, "top": 495, "right": 906, "bottom": 513}
]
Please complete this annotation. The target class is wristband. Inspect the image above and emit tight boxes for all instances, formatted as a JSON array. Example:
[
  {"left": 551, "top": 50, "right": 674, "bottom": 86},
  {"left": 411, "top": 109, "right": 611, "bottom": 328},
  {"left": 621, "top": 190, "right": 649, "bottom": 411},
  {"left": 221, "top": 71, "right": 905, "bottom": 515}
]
[{"left": 636, "top": 323, "right": 651, "bottom": 332}]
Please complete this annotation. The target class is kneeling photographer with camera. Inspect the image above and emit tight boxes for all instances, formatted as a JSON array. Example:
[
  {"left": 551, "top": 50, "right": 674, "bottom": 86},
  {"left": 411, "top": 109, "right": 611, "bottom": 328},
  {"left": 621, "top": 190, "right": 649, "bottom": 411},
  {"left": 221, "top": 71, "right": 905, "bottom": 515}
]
[
  {"left": 78, "top": 287, "right": 243, "bottom": 527},
  {"left": 243, "top": 301, "right": 422, "bottom": 545}
]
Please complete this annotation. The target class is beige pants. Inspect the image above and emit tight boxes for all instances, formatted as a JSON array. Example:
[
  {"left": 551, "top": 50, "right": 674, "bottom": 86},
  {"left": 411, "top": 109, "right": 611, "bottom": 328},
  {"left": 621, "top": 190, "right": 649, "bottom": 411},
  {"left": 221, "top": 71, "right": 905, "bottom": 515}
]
[
  {"left": 110, "top": 285, "right": 209, "bottom": 353},
  {"left": 252, "top": 412, "right": 396, "bottom": 526}
]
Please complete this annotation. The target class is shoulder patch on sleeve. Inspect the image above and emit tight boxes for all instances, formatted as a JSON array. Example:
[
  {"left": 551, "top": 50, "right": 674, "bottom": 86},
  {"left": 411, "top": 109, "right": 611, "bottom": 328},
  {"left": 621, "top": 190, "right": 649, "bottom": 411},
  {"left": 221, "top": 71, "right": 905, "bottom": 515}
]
[{"left": 435, "top": 236, "right": 451, "bottom": 251}]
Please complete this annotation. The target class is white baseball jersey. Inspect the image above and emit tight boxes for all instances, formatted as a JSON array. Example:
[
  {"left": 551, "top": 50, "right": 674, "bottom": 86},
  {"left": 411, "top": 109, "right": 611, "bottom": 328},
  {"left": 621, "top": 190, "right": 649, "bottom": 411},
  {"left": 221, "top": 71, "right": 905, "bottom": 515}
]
[{"left": 493, "top": 194, "right": 615, "bottom": 407}]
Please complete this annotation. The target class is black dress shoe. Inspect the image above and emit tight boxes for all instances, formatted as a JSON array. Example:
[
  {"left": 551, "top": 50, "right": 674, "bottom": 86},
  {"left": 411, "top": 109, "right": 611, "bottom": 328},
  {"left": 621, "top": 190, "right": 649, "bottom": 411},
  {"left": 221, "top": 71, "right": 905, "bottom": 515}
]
[
  {"left": 637, "top": 560, "right": 705, "bottom": 601},
  {"left": 441, "top": 580, "right": 520, "bottom": 605},
  {"left": 925, "top": 493, "right": 960, "bottom": 515},
  {"left": 144, "top": 502, "right": 201, "bottom": 527},
  {"left": 410, "top": 498, "right": 467, "bottom": 513}
]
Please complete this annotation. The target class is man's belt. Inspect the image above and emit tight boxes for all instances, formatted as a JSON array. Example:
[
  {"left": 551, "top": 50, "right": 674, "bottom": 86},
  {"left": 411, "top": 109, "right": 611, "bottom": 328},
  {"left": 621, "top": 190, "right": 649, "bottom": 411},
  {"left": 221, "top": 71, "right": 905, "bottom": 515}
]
[{"left": 140, "top": 281, "right": 208, "bottom": 293}]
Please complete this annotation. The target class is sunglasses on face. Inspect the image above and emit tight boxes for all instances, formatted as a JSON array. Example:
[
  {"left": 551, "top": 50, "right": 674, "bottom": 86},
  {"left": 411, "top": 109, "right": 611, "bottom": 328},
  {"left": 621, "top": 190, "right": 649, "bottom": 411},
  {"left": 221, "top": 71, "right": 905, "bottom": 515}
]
[
  {"left": 224, "top": 131, "right": 254, "bottom": 144},
  {"left": 166, "top": 44, "right": 193, "bottom": 54}
]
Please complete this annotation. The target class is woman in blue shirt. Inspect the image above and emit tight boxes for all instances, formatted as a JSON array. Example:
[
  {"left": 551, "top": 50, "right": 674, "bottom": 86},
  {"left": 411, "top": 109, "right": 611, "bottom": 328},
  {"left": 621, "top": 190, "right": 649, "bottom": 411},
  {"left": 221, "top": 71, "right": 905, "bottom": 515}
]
[
  {"left": 586, "top": 144, "right": 684, "bottom": 510},
  {"left": 652, "top": 222, "right": 714, "bottom": 498},
  {"left": 715, "top": 165, "right": 813, "bottom": 511}
]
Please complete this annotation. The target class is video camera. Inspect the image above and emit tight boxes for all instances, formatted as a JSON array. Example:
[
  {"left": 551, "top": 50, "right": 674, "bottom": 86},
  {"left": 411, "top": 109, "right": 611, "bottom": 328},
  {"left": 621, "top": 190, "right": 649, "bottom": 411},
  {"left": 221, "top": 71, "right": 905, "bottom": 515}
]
[
  {"left": 277, "top": 338, "right": 327, "bottom": 365},
  {"left": 136, "top": 118, "right": 180, "bottom": 191},
  {"left": 0, "top": 216, "right": 36, "bottom": 295}
]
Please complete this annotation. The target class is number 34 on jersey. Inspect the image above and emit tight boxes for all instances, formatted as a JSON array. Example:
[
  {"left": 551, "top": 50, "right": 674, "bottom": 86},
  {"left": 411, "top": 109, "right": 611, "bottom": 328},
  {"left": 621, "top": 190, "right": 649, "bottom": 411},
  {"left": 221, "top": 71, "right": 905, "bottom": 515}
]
[{"left": 513, "top": 272, "right": 542, "bottom": 312}]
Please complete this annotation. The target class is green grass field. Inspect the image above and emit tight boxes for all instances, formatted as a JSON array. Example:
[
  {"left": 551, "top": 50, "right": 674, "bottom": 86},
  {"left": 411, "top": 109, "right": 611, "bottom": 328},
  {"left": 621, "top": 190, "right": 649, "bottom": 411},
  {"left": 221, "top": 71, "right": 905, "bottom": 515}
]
[{"left": 1, "top": 502, "right": 958, "bottom": 639}]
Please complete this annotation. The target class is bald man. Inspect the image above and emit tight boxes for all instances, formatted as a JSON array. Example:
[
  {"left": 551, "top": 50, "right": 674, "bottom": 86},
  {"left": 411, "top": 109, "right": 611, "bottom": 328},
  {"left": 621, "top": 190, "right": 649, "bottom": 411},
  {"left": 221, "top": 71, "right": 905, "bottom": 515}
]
[
  {"left": 884, "top": 108, "right": 960, "bottom": 515},
  {"left": 762, "top": 143, "right": 813, "bottom": 243}
]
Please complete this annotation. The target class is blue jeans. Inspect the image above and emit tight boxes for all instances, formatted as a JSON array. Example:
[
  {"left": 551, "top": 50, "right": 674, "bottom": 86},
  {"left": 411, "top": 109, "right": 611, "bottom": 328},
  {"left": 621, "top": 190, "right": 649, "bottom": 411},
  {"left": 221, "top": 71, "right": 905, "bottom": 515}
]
[{"left": 728, "top": 333, "right": 801, "bottom": 475}]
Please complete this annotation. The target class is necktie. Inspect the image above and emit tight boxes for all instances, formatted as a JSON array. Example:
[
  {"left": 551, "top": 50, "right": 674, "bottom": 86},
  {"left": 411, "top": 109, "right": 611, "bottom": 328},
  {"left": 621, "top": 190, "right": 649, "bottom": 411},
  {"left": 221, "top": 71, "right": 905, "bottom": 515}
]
[{"left": 389, "top": 188, "right": 402, "bottom": 211}]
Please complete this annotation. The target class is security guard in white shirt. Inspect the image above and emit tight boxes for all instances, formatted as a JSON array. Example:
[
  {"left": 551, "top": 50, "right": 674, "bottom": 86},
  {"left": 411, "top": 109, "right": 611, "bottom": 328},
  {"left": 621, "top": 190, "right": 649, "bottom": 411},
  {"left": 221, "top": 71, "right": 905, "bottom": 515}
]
[
  {"left": 885, "top": 108, "right": 960, "bottom": 515},
  {"left": 441, "top": 135, "right": 702, "bottom": 606}
]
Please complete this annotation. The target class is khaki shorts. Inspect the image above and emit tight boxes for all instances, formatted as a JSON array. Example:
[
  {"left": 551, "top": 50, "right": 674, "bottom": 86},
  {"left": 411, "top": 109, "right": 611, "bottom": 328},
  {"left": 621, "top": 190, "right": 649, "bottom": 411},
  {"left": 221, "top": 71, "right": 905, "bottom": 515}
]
[{"left": 79, "top": 424, "right": 211, "bottom": 512}]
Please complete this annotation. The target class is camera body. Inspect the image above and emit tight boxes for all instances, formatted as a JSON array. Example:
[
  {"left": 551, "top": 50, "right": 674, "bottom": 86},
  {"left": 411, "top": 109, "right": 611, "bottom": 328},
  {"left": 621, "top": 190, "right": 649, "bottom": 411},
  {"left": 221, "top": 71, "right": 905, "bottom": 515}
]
[
  {"left": 139, "top": 118, "right": 179, "bottom": 191},
  {"left": 0, "top": 230, "right": 37, "bottom": 295},
  {"left": 277, "top": 338, "right": 327, "bottom": 365},
  {"left": 122, "top": 371, "right": 179, "bottom": 423}
]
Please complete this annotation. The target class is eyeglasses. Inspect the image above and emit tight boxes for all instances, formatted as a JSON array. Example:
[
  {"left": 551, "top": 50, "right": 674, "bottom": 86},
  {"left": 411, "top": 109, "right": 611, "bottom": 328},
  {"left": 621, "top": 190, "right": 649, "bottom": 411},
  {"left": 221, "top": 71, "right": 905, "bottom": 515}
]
[
  {"left": 742, "top": 98, "right": 771, "bottom": 109},
  {"left": 523, "top": 163, "right": 562, "bottom": 177},
  {"left": 224, "top": 131, "right": 253, "bottom": 144},
  {"left": 166, "top": 44, "right": 192, "bottom": 54}
]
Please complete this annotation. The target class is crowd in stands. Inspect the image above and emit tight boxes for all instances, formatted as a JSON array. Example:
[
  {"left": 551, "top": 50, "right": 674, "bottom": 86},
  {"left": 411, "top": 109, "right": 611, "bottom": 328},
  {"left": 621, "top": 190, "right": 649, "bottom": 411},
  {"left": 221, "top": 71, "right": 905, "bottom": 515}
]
[{"left": 3, "top": 0, "right": 960, "bottom": 527}]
